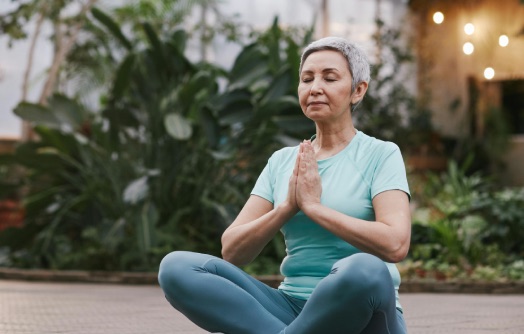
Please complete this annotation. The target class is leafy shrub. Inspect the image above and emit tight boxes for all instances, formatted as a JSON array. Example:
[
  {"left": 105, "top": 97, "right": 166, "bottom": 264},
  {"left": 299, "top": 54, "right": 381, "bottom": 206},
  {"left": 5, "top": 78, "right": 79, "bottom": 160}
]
[
  {"left": 506, "top": 260, "right": 524, "bottom": 281},
  {"left": 0, "top": 14, "right": 311, "bottom": 272},
  {"left": 409, "top": 160, "right": 524, "bottom": 278}
]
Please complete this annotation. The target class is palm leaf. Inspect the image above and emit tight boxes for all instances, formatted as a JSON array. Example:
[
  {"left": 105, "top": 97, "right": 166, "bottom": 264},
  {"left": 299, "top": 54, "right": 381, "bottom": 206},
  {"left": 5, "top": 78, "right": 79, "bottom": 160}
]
[{"left": 91, "top": 7, "right": 133, "bottom": 50}]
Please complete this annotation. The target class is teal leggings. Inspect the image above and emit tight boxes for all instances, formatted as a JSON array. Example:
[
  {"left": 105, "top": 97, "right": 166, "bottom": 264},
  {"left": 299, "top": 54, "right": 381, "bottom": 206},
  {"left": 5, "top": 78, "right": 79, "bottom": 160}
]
[{"left": 158, "top": 251, "right": 407, "bottom": 334}]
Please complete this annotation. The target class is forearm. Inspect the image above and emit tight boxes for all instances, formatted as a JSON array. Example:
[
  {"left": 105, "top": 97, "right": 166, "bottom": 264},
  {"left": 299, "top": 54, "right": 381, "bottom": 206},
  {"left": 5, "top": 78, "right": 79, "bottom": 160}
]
[
  {"left": 221, "top": 203, "right": 295, "bottom": 266},
  {"left": 302, "top": 203, "right": 410, "bottom": 263}
]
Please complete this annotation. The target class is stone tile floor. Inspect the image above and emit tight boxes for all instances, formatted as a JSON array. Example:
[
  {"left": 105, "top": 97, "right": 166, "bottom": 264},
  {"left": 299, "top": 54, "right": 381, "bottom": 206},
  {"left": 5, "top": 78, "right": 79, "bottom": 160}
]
[{"left": 1, "top": 280, "right": 523, "bottom": 333}]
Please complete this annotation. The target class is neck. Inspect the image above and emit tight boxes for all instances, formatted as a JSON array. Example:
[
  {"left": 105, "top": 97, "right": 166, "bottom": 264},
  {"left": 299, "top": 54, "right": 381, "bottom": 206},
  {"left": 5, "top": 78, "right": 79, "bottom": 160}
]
[{"left": 313, "top": 121, "right": 357, "bottom": 157}]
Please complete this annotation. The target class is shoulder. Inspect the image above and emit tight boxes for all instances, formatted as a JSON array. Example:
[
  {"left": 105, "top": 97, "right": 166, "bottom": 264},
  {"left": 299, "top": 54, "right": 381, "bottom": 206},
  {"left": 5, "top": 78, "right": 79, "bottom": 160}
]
[{"left": 351, "top": 131, "right": 401, "bottom": 161}]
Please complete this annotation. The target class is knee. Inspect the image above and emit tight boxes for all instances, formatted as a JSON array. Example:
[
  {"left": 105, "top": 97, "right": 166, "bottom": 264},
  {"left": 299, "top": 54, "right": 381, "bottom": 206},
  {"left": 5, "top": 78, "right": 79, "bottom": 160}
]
[
  {"left": 158, "top": 251, "right": 183, "bottom": 289},
  {"left": 158, "top": 251, "right": 201, "bottom": 295},
  {"left": 331, "top": 253, "right": 389, "bottom": 296}
]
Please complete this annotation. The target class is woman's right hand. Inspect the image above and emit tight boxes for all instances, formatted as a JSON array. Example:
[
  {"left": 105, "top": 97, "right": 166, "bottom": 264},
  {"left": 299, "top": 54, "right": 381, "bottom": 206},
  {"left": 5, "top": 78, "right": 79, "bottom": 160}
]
[
  {"left": 222, "top": 142, "right": 304, "bottom": 265},
  {"left": 281, "top": 142, "right": 303, "bottom": 215}
]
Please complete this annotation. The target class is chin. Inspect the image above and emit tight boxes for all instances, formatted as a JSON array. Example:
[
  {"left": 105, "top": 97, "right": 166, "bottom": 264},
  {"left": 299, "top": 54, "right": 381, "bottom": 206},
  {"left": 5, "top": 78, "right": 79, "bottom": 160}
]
[{"left": 305, "top": 112, "right": 329, "bottom": 121}]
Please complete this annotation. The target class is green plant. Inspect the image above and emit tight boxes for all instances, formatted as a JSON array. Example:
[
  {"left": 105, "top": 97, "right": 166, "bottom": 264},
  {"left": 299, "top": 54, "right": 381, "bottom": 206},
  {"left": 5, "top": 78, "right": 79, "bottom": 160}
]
[
  {"left": 0, "top": 14, "right": 313, "bottom": 273},
  {"left": 471, "top": 266, "right": 503, "bottom": 281},
  {"left": 211, "top": 17, "right": 314, "bottom": 199},
  {"left": 409, "top": 159, "right": 524, "bottom": 279},
  {"left": 475, "top": 188, "right": 524, "bottom": 255},
  {"left": 506, "top": 260, "right": 524, "bottom": 281},
  {"left": 0, "top": 20, "right": 234, "bottom": 270}
]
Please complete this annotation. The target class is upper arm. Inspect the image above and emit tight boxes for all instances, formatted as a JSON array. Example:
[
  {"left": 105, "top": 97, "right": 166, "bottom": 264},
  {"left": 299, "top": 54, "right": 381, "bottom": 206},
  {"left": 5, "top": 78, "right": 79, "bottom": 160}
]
[
  {"left": 371, "top": 143, "right": 410, "bottom": 201},
  {"left": 372, "top": 190, "right": 411, "bottom": 244},
  {"left": 225, "top": 195, "right": 274, "bottom": 231}
]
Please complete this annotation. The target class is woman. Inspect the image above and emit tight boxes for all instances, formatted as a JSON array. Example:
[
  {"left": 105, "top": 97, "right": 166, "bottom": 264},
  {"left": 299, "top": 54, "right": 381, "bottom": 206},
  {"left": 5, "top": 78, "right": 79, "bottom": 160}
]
[{"left": 158, "top": 36, "right": 411, "bottom": 334}]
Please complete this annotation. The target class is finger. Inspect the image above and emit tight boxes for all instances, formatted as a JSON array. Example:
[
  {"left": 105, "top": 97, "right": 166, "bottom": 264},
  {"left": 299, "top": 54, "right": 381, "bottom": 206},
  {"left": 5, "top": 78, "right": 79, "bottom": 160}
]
[
  {"left": 306, "top": 143, "right": 314, "bottom": 163},
  {"left": 307, "top": 141, "right": 314, "bottom": 153},
  {"left": 310, "top": 145, "right": 317, "bottom": 167},
  {"left": 300, "top": 152, "right": 307, "bottom": 172},
  {"left": 305, "top": 144, "right": 318, "bottom": 172},
  {"left": 298, "top": 148, "right": 310, "bottom": 171},
  {"left": 293, "top": 146, "right": 302, "bottom": 176},
  {"left": 305, "top": 142, "right": 312, "bottom": 155}
]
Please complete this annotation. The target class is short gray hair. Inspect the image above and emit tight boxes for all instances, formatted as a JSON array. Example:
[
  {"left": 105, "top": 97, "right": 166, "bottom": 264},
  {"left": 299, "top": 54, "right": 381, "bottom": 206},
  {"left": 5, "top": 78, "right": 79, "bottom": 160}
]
[{"left": 299, "top": 37, "right": 371, "bottom": 110}]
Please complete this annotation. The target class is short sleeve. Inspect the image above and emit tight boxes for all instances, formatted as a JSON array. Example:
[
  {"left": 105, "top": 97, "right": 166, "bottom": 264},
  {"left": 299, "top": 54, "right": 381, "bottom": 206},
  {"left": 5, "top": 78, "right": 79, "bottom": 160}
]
[
  {"left": 251, "top": 153, "right": 276, "bottom": 203},
  {"left": 371, "top": 143, "right": 411, "bottom": 200}
]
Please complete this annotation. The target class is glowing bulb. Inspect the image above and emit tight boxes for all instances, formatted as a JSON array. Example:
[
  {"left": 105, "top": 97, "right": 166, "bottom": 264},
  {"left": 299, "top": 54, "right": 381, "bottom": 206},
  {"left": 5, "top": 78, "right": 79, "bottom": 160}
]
[
  {"left": 464, "top": 23, "right": 475, "bottom": 35},
  {"left": 433, "top": 12, "right": 444, "bottom": 24},
  {"left": 484, "top": 67, "right": 495, "bottom": 80},
  {"left": 463, "top": 42, "right": 474, "bottom": 55},
  {"left": 499, "top": 35, "right": 509, "bottom": 47}
]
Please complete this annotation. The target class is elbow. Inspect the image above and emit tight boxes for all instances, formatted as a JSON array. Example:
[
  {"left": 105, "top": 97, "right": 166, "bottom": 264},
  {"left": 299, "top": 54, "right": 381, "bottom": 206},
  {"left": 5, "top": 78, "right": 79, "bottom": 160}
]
[
  {"left": 221, "top": 247, "right": 249, "bottom": 267},
  {"left": 388, "top": 248, "right": 408, "bottom": 263},
  {"left": 221, "top": 235, "right": 235, "bottom": 264},
  {"left": 381, "top": 237, "right": 410, "bottom": 263},
  {"left": 382, "top": 227, "right": 411, "bottom": 263},
  {"left": 221, "top": 234, "right": 249, "bottom": 266},
  {"left": 221, "top": 250, "right": 233, "bottom": 264},
  {"left": 384, "top": 241, "right": 410, "bottom": 263},
  {"left": 221, "top": 245, "right": 236, "bottom": 264}
]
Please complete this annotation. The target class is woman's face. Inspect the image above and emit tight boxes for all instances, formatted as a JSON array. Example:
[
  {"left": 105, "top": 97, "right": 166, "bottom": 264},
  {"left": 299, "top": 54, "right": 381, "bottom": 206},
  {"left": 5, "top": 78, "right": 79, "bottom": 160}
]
[{"left": 298, "top": 50, "right": 358, "bottom": 123}]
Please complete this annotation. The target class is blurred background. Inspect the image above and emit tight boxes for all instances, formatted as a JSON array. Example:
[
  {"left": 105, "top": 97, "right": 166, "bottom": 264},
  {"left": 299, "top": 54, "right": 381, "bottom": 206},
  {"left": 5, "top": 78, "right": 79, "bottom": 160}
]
[{"left": 0, "top": 0, "right": 523, "bottom": 283}]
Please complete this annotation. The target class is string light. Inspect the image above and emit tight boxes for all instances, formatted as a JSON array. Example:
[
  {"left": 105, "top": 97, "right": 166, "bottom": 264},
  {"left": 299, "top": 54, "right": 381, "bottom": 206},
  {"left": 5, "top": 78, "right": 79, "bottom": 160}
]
[
  {"left": 463, "top": 42, "right": 474, "bottom": 55},
  {"left": 433, "top": 13, "right": 506, "bottom": 82},
  {"left": 433, "top": 12, "right": 444, "bottom": 24},
  {"left": 499, "top": 35, "right": 509, "bottom": 47},
  {"left": 464, "top": 23, "right": 475, "bottom": 35},
  {"left": 484, "top": 67, "right": 495, "bottom": 80}
]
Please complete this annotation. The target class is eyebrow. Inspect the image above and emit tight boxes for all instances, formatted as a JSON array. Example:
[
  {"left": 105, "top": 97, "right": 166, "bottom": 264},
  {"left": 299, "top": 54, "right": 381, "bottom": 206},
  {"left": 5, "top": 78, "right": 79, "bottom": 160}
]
[{"left": 301, "top": 68, "right": 341, "bottom": 75}]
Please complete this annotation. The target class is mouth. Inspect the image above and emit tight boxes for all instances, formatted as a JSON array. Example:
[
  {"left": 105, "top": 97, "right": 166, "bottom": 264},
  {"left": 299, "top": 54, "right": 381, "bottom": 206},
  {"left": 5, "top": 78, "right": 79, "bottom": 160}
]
[{"left": 308, "top": 101, "right": 327, "bottom": 107}]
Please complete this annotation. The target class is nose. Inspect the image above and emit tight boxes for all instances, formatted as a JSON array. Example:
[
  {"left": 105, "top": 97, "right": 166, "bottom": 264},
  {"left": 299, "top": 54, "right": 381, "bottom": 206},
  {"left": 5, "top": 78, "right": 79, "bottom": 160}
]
[{"left": 309, "top": 78, "right": 323, "bottom": 95}]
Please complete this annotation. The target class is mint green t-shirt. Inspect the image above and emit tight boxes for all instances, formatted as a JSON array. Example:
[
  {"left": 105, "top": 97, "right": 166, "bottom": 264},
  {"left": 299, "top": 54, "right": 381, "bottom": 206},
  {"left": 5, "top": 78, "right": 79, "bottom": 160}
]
[{"left": 251, "top": 130, "right": 410, "bottom": 310}]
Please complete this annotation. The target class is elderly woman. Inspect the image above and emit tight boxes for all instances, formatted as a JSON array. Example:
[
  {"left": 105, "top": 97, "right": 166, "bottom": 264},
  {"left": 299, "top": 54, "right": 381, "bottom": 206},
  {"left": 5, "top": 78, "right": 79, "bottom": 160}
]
[{"left": 158, "top": 36, "right": 411, "bottom": 334}]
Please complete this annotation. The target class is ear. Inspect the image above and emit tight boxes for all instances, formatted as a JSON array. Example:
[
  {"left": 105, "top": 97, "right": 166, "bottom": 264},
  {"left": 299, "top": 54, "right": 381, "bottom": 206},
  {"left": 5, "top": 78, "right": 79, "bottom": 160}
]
[{"left": 351, "top": 81, "right": 369, "bottom": 104}]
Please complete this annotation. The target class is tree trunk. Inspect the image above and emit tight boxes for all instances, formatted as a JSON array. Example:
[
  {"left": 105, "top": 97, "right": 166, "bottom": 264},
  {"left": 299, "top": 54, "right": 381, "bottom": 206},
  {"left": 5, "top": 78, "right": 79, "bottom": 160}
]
[
  {"left": 375, "top": 0, "right": 383, "bottom": 64},
  {"left": 21, "top": 3, "right": 47, "bottom": 141},
  {"left": 200, "top": 3, "right": 208, "bottom": 62},
  {"left": 321, "top": 0, "right": 329, "bottom": 37},
  {"left": 37, "top": 0, "right": 98, "bottom": 106},
  {"left": 22, "top": 4, "right": 47, "bottom": 101}
]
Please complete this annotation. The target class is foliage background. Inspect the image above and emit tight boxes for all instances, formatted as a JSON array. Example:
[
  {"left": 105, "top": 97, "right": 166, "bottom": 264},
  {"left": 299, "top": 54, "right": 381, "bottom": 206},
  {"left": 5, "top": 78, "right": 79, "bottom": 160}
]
[{"left": 0, "top": 1, "right": 523, "bottom": 281}]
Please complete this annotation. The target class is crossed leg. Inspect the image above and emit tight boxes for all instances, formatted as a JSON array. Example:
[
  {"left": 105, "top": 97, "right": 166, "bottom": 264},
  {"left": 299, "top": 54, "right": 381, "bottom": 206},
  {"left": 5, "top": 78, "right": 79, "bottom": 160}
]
[
  {"left": 282, "top": 253, "right": 406, "bottom": 334},
  {"left": 158, "top": 251, "right": 298, "bottom": 333},
  {"left": 158, "top": 251, "right": 406, "bottom": 334}
]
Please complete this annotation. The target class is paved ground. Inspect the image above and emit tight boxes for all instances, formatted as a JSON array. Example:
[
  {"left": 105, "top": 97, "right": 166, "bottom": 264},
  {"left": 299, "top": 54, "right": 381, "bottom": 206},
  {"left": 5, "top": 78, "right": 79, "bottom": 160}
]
[{"left": 1, "top": 280, "right": 524, "bottom": 334}]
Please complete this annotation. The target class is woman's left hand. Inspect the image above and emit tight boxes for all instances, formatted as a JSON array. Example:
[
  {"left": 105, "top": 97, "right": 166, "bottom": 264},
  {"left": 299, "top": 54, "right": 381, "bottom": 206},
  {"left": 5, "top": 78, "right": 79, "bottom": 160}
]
[{"left": 296, "top": 141, "right": 322, "bottom": 210}]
